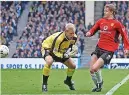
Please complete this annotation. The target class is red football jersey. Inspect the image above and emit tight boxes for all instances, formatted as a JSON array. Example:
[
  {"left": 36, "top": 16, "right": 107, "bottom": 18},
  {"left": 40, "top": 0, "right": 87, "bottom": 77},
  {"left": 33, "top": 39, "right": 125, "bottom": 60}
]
[{"left": 89, "top": 18, "right": 129, "bottom": 52}]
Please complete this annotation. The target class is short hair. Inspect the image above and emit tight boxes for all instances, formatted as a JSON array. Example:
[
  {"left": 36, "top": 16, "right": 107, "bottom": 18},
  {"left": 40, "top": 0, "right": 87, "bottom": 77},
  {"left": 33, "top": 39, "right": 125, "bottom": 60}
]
[
  {"left": 65, "top": 23, "right": 76, "bottom": 32},
  {"left": 105, "top": 4, "right": 116, "bottom": 14}
]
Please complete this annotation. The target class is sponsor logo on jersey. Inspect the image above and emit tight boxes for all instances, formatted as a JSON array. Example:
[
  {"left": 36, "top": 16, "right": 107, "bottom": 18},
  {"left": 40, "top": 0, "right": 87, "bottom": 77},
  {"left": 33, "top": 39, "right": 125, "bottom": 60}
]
[{"left": 103, "top": 26, "right": 108, "bottom": 31}]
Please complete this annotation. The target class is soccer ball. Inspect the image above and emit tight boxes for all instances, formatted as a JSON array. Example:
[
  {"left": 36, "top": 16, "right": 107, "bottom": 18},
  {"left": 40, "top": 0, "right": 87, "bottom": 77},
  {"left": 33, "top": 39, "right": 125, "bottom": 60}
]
[{"left": 0, "top": 45, "right": 9, "bottom": 58}]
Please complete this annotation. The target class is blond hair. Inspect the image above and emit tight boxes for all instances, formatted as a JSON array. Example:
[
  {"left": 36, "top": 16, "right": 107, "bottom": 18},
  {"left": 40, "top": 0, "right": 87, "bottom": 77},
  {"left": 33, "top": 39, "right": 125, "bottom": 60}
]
[{"left": 65, "top": 23, "right": 76, "bottom": 32}]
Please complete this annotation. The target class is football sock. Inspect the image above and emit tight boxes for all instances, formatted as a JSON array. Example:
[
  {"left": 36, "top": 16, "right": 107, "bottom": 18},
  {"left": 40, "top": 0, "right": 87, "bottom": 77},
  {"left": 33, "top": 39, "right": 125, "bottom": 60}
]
[
  {"left": 43, "top": 75, "right": 49, "bottom": 85},
  {"left": 66, "top": 68, "right": 75, "bottom": 81},
  {"left": 95, "top": 69, "right": 103, "bottom": 83},
  {"left": 91, "top": 73, "right": 97, "bottom": 85},
  {"left": 66, "top": 76, "right": 72, "bottom": 81},
  {"left": 43, "top": 64, "right": 50, "bottom": 85}
]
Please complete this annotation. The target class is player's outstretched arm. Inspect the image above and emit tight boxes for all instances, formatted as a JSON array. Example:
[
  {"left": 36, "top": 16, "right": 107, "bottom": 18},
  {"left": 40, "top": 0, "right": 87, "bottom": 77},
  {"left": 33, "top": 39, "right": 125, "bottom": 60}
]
[{"left": 85, "top": 19, "right": 101, "bottom": 37}]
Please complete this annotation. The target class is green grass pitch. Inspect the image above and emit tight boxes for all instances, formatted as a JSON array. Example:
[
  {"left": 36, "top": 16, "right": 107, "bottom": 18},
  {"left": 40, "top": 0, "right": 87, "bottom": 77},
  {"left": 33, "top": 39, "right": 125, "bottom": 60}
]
[{"left": 1, "top": 69, "right": 129, "bottom": 95}]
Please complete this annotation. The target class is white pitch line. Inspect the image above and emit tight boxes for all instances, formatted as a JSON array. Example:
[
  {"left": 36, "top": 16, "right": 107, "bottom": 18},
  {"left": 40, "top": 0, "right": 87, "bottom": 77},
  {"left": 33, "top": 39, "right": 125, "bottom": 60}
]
[{"left": 105, "top": 74, "right": 129, "bottom": 95}]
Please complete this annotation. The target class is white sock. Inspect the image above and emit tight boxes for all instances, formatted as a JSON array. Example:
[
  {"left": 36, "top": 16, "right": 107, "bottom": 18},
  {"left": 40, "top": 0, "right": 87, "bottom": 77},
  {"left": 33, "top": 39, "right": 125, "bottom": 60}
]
[
  {"left": 95, "top": 69, "right": 103, "bottom": 83},
  {"left": 91, "top": 73, "right": 97, "bottom": 85}
]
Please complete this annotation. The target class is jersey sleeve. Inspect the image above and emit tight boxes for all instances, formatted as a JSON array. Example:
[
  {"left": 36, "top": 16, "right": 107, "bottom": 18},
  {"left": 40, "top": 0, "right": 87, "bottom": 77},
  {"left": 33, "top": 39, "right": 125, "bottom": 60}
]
[
  {"left": 117, "top": 22, "right": 129, "bottom": 50},
  {"left": 42, "top": 32, "right": 64, "bottom": 58},
  {"left": 50, "top": 32, "right": 64, "bottom": 58},
  {"left": 42, "top": 36, "right": 53, "bottom": 49},
  {"left": 52, "top": 39, "right": 64, "bottom": 58},
  {"left": 89, "top": 19, "right": 101, "bottom": 36}
]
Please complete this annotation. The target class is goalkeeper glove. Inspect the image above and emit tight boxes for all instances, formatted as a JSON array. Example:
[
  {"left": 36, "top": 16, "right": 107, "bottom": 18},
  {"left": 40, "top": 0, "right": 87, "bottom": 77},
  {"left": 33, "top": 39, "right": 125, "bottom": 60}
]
[{"left": 64, "top": 45, "right": 78, "bottom": 58}]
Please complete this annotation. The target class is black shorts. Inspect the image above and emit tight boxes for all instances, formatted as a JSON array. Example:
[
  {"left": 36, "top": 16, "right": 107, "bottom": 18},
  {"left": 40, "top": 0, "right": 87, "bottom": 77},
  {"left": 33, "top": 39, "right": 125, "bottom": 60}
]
[
  {"left": 43, "top": 49, "right": 69, "bottom": 63},
  {"left": 91, "top": 46, "right": 114, "bottom": 64}
]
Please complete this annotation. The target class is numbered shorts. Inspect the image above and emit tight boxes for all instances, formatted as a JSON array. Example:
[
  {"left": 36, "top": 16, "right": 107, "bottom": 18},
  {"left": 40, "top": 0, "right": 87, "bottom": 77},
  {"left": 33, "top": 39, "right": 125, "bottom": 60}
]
[{"left": 91, "top": 46, "right": 114, "bottom": 64}]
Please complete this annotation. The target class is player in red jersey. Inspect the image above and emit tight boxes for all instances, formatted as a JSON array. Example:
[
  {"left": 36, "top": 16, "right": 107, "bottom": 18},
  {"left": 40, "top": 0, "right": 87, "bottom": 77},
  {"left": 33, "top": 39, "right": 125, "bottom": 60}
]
[{"left": 86, "top": 4, "right": 129, "bottom": 92}]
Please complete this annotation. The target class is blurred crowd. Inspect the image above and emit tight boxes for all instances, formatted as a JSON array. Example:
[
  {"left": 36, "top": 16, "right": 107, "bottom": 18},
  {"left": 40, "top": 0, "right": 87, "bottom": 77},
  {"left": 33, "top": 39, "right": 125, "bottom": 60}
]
[
  {"left": 2, "top": 1, "right": 128, "bottom": 58},
  {"left": 12, "top": 1, "right": 86, "bottom": 58},
  {"left": 0, "top": 1, "right": 28, "bottom": 46},
  {"left": 104, "top": 1, "right": 129, "bottom": 58}
]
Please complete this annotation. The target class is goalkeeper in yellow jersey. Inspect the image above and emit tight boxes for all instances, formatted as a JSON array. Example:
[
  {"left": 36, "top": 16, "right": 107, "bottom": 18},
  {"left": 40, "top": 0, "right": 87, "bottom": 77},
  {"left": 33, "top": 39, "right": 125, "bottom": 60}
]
[{"left": 41, "top": 23, "right": 78, "bottom": 92}]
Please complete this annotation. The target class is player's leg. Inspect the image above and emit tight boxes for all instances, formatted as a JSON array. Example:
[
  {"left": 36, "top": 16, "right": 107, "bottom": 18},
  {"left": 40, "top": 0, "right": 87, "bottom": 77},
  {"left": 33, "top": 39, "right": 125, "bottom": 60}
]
[
  {"left": 90, "top": 57, "right": 104, "bottom": 92},
  {"left": 91, "top": 52, "right": 113, "bottom": 92},
  {"left": 89, "top": 54, "right": 99, "bottom": 90},
  {"left": 42, "top": 49, "right": 53, "bottom": 92},
  {"left": 63, "top": 58, "right": 76, "bottom": 90}
]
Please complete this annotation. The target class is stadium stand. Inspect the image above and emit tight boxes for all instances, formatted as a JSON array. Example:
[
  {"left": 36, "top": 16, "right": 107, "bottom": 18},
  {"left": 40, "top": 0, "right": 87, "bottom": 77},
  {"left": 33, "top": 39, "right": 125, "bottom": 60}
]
[
  {"left": 1, "top": 1, "right": 28, "bottom": 47},
  {"left": 2, "top": 1, "right": 128, "bottom": 58},
  {"left": 12, "top": 1, "right": 86, "bottom": 58}
]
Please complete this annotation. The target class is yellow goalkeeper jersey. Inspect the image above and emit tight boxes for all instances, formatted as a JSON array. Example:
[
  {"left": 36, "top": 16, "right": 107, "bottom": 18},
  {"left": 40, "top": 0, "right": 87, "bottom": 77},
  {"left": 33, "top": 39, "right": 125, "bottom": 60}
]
[{"left": 42, "top": 32, "right": 77, "bottom": 58}]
